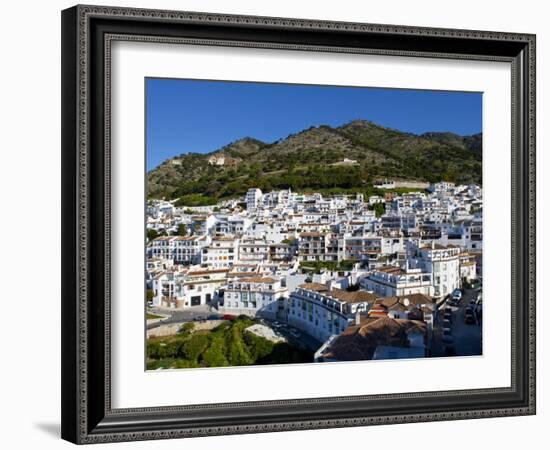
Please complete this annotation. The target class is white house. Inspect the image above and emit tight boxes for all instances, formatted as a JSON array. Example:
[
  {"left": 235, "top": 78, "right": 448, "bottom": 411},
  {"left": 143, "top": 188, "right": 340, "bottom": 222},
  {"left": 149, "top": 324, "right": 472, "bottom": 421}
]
[
  {"left": 201, "top": 236, "right": 239, "bottom": 269},
  {"left": 221, "top": 277, "right": 288, "bottom": 319},
  {"left": 152, "top": 268, "right": 228, "bottom": 309},
  {"left": 147, "top": 236, "right": 177, "bottom": 261},
  {"left": 238, "top": 239, "right": 271, "bottom": 263},
  {"left": 374, "top": 179, "right": 396, "bottom": 189},
  {"left": 287, "top": 283, "right": 376, "bottom": 343},
  {"left": 173, "top": 235, "right": 210, "bottom": 265},
  {"left": 344, "top": 235, "right": 403, "bottom": 263},
  {"left": 246, "top": 188, "right": 263, "bottom": 212},
  {"left": 361, "top": 265, "right": 434, "bottom": 297},
  {"left": 412, "top": 243, "right": 461, "bottom": 298},
  {"left": 459, "top": 252, "right": 478, "bottom": 282}
]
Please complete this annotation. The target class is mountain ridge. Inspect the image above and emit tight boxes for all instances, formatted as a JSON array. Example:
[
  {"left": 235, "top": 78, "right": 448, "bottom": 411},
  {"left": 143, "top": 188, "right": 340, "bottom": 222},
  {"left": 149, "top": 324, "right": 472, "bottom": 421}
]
[{"left": 147, "top": 119, "right": 482, "bottom": 203}]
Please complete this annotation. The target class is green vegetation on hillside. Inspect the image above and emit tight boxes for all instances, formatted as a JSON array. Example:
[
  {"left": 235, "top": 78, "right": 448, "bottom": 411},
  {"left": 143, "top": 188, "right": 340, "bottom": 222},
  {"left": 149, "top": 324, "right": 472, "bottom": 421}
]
[
  {"left": 299, "top": 259, "right": 357, "bottom": 274},
  {"left": 147, "top": 120, "right": 482, "bottom": 203},
  {"left": 174, "top": 194, "right": 218, "bottom": 207},
  {"left": 146, "top": 317, "right": 313, "bottom": 370}
]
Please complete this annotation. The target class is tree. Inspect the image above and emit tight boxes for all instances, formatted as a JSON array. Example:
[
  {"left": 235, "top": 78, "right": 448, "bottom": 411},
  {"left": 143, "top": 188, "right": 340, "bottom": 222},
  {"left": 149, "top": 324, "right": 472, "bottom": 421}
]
[
  {"left": 338, "top": 259, "right": 355, "bottom": 271},
  {"left": 178, "top": 322, "right": 195, "bottom": 334},
  {"left": 226, "top": 327, "right": 253, "bottom": 366},
  {"left": 182, "top": 334, "right": 209, "bottom": 362},
  {"left": 202, "top": 335, "right": 229, "bottom": 367},
  {"left": 243, "top": 332, "right": 274, "bottom": 361},
  {"left": 146, "top": 228, "right": 159, "bottom": 241},
  {"left": 176, "top": 223, "right": 187, "bottom": 236},
  {"left": 368, "top": 202, "right": 386, "bottom": 218}
]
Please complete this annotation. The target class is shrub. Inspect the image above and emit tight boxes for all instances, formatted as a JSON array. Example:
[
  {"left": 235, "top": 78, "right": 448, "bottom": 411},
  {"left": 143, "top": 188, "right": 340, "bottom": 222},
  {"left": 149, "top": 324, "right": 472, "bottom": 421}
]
[
  {"left": 226, "top": 327, "right": 253, "bottom": 366},
  {"left": 147, "top": 317, "right": 314, "bottom": 369},
  {"left": 179, "top": 322, "right": 195, "bottom": 334},
  {"left": 182, "top": 334, "right": 209, "bottom": 362},
  {"left": 244, "top": 332, "right": 274, "bottom": 361},
  {"left": 202, "top": 335, "right": 229, "bottom": 367}
]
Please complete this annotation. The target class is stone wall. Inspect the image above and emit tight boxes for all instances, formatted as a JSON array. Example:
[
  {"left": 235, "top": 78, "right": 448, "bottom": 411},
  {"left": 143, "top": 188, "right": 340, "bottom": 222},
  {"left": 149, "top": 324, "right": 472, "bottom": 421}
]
[{"left": 147, "top": 319, "right": 225, "bottom": 339}]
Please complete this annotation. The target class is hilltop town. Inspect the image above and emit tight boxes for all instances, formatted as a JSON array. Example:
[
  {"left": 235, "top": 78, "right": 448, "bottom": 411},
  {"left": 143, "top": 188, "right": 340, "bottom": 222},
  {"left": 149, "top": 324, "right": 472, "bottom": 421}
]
[{"left": 146, "top": 181, "right": 482, "bottom": 367}]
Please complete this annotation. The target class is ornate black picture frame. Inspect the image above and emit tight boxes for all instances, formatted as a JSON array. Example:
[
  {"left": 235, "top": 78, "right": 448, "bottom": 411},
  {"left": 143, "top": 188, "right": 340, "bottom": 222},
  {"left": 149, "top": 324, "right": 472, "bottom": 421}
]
[{"left": 61, "top": 4, "right": 536, "bottom": 444}]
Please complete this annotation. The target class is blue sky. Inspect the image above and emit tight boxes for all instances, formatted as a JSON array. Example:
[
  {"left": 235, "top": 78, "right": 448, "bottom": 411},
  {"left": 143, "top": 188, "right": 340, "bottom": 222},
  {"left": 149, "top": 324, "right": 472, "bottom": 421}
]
[{"left": 146, "top": 78, "right": 482, "bottom": 169}]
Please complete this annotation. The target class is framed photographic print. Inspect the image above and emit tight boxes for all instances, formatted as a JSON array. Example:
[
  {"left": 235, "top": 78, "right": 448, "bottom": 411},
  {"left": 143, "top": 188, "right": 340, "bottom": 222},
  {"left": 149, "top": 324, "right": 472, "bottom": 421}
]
[{"left": 61, "top": 5, "right": 536, "bottom": 444}]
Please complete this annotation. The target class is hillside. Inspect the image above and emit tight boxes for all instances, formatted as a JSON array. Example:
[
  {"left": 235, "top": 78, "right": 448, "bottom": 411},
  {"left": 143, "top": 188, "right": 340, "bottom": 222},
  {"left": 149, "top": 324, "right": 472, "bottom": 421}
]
[{"left": 147, "top": 120, "right": 482, "bottom": 203}]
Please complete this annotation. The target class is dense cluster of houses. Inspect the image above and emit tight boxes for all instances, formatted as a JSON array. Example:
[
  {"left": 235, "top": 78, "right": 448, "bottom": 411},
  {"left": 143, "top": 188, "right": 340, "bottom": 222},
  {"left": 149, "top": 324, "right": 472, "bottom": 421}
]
[{"left": 146, "top": 181, "right": 481, "bottom": 361}]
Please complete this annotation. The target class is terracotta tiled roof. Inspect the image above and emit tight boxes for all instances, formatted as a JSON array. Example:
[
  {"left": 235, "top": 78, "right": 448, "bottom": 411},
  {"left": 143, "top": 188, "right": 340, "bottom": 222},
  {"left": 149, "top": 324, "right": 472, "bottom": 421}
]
[
  {"left": 238, "top": 277, "right": 277, "bottom": 284},
  {"left": 330, "top": 289, "right": 377, "bottom": 304},
  {"left": 322, "top": 317, "right": 427, "bottom": 361},
  {"left": 298, "top": 282, "right": 329, "bottom": 292}
]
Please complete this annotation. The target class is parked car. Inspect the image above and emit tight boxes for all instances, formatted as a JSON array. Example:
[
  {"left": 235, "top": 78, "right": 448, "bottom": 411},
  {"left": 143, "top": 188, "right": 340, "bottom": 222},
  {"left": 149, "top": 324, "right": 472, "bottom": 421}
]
[
  {"left": 451, "top": 289, "right": 462, "bottom": 300},
  {"left": 444, "top": 345, "right": 457, "bottom": 356},
  {"left": 289, "top": 328, "right": 302, "bottom": 338},
  {"left": 465, "top": 312, "right": 476, "bottom": 325},
  {"left": 442, "top": 319, "right": 452, "bottom": 330},
  {"left": 442, "top": 329, "right": 454, "bottom": 344}
]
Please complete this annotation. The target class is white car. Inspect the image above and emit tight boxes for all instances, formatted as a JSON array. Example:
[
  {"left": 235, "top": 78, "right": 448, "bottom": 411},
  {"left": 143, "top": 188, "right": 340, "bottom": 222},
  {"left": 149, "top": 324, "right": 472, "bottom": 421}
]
[
  {"left": 289, "top": 328, "right": 302, "bottom": 338},
  {"left": 451, "top": 289, "right": 462, "bottom": 300}
]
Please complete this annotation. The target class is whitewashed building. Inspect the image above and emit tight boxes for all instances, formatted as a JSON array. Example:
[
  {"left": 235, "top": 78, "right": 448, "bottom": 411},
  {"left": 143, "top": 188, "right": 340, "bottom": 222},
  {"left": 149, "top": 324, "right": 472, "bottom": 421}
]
[
  {"left": 361, "top": 265, "right": 434, "bottom": 297},
  {"left": 412, "top": 243, "right": 461, "bottom": 298},
  {"left": 147, "top": 236, "right": 177, "bottom": 261},
  {"left": 201, "top": 237, "right": 239, "bottom": 269},
  {"left": 152, "top": 268, "right": 228, "bottom": 309},
  {"left": 246, "top": 188, "right": 263, "bottom": 212},
  {"left": 238, "top": 239, "right": 270, "bottom": 264},
  {"left": 287, "top": 283, "right": 376, "bottom": 342},
  {"left": 221, "top": 277, "right": 288, "bottom": 319},
  {"left": 173, "top": 235, "right": 210, "bottom": 264}
]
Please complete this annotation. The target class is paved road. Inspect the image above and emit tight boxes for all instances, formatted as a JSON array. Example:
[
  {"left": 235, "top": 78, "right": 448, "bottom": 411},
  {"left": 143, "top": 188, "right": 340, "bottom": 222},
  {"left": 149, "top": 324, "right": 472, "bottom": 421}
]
[
  {"left": 432, "top": 288, "right": 482, "bottom": 357},
  {"left": 452, "top": 289, "right": 482, "bottom": 356},
  {"left": 147, "top": 305, "right": 223, "bottom": 329},
  {"left": 262, "top": 319, "right": 323, "bottom": 352}
]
